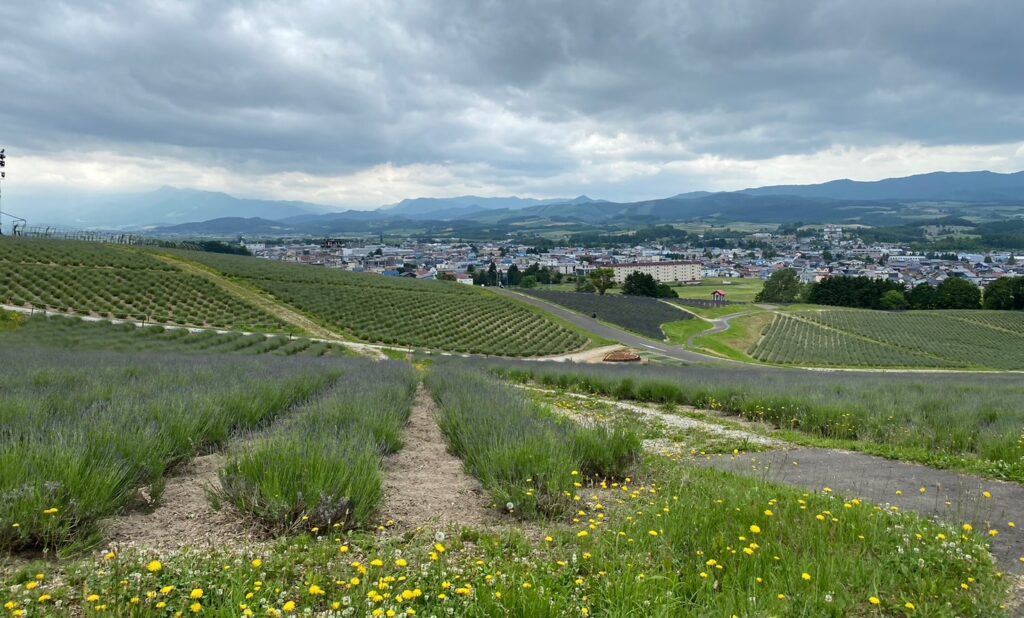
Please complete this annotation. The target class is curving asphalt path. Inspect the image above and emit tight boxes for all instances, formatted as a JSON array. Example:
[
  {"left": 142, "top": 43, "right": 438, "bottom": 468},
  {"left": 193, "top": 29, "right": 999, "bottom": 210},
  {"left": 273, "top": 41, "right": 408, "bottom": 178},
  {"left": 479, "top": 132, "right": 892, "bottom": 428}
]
[
  {"left": 686, "top": 310, "right": 758, "bottom": 348},
  {"left": 496, "top": 289, "right": 729, "bottom": 364}
]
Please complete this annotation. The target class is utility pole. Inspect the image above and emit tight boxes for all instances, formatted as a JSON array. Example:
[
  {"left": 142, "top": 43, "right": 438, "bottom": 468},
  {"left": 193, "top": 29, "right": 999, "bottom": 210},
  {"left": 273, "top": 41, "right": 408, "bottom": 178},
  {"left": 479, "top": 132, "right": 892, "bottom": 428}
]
[{"left": 0, "top": 148, "right": 6, "bottom": 235}]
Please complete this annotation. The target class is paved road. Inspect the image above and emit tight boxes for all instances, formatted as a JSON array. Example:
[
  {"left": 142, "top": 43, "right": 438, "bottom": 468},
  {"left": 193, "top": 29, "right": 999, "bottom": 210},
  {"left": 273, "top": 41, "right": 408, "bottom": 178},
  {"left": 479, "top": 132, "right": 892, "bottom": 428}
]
[{"left": 496, "top": 289, "right": 728, "bottom": 364}]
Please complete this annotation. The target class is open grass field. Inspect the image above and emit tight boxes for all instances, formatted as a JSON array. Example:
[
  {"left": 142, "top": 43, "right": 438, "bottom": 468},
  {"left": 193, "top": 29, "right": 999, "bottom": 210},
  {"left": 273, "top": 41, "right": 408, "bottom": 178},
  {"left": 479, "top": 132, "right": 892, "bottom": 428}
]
[
  {"left": 0, "top": 314, "right": 357, "bottom": 357},
  {"left": 491, "top": 360, "right": 1024, "bottom": 482},
  {"left": 751, "top": 309, "right": 1024, "bottom": 370},
  {"left": 0, "top": 239, "right": 288, "bottom": 331},
  {"left": 519, "top": 289, "right": 692, "bottom": 339},
  {"left": 673, "top": 276, "right": 764, "bottom": 303},
  {"left": 158, "top": 249, "right": 589, "bottom": 356}
]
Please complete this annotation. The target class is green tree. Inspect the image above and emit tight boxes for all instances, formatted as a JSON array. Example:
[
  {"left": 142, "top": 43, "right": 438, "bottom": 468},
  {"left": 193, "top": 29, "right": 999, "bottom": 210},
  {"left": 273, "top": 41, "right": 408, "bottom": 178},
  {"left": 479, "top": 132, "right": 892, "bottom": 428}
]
[
  {"left": 519, "top": 275, "right": 538, "bottom": 289},
  {"left": 622, "top": 272, "right": 659, "bottom": 297},
  {"left": 907, "top": 284, "right": 937, "bottom": 310},
  {"left": 983, "top": 276, "right": 1024, "bottom": 310},
  {"left": 755, "top": 268, "right": 803, "bottom": 303},
  {"left": 486, "top": 262, "right": 498, "bottom": 287},
  {"left": 879, "top": 289, "right": 908, "bottom": 311},
  {"left": 934, "top": 278, "right": 981, "bottom": 309},
  {"left": 589, "top": 269, "right": 615, "bottom": 295},
  {"left": 575, "top": 277, "right": 596, "bottom": 293},
  {"left": 506, "top": 264, "right": 521, "bottom": 286}
]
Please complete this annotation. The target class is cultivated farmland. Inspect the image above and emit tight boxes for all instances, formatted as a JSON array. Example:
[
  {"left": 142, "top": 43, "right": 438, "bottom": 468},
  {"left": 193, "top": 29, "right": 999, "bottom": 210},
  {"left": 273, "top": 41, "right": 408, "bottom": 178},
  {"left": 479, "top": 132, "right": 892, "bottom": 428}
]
[
  {"left": 0, "top": 348, "right": 338, "bottom": 552},
  {"left": 0, "top": 314, "right": 356, "bottom": 357},
  {"left": 157, "top": 249, "right": 588, "bottom": 355},
  {"left": 0, "top": 347, "right": 1012, "bottom": 615},
  {"left": 0, "top": 238, "right": 287, "bottom": 331},
  {"left": 221, "top": 361, "right": 416, "bottom": 530},
  {"left": 751, "top": 309, "right": 1024, "bottom": 369},
  {"left": 519, "top": 289, "right": 692, "bottom": 339}
]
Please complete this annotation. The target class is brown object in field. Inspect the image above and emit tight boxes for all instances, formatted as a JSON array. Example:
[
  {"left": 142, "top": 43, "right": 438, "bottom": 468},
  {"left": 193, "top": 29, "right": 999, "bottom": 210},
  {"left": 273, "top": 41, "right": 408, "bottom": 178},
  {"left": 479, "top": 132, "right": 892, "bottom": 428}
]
[{"left": 602, "top": 348, "right": 642, "bottom": 362}]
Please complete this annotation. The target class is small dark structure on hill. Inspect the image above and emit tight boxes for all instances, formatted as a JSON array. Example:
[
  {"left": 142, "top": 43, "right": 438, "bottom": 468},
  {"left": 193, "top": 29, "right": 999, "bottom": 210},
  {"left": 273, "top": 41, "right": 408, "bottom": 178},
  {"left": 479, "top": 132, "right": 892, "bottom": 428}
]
[
  {"left": 712, "top": 289, "right": 727, "bottom": 301},
  {"left": 603, "top": 349, "right": 642, "bottom": 363}
]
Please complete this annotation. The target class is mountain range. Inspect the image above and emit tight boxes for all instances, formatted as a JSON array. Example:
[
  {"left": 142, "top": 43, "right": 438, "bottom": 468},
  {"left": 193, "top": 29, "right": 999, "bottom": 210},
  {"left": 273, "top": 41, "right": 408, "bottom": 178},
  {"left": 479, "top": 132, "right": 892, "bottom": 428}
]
[{"left": 16, "top": 170, "right": 1024, "bottom": 236}]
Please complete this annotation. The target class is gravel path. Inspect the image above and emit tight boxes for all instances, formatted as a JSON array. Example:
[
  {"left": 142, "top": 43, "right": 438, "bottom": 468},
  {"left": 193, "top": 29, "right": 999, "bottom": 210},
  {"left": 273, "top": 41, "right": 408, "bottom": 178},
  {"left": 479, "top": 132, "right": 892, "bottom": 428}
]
[{"left": 690, "top": 448, "right": 1024, "bottom": 576}]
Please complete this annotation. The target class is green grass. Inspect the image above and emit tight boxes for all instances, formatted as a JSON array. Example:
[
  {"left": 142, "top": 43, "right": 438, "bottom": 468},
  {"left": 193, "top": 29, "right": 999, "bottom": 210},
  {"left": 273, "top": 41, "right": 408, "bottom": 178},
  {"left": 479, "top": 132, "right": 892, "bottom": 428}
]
[
  {"left": 752, "top": 309, "right": 1024, "bottom": 369},
  {"left": 8, "top": 458, "right": 1007, "bottom": 616},
  {"left": 220, "top": 362, "right": 416, "bottom": 531},
  {"left": 0, "top": 238, "right": 288, "bottom": 331},
  {"left": 0, "top": 314, "right": 357, "bottom": 357},
  {"left": 157, "top": 249, "right": 588, "bottom": 356},
  {"left": 0, "top": 348, "right": 339, "bottom": 553},
  {"left": 673, "top": 277, "right": 765, "bottom": 303},
  {"left": 662, "top": 317, "right": 712, "bottom": 346},
  {"left": 667, "top": 302, "right": 748, "bottom": 319},
  {"left": 692, "top": 310, "right": 773, "bottom": 361},
  {"left": 490, "top": 361, "right": 1024, "bottom": 483},
  {"left": 425, "top": 366, "right": 641, "bottom": 518}
]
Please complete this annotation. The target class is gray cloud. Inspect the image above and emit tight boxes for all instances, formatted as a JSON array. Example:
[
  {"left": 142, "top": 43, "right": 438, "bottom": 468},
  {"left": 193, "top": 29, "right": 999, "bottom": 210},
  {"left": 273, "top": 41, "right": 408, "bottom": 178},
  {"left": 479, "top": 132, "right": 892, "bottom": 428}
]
[{"left": 1, "top": 0, "right": 1023, "bottom": 205}]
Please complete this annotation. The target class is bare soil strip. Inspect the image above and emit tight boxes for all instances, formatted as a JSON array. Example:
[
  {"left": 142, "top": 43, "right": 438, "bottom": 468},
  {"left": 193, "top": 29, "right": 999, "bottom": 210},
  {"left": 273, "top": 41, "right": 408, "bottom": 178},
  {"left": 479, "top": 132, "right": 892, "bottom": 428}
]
[
  {"left": 690, "top": 448, "right": 1024, "bottom": 576},
  {"left": 102, "top": 454, "right": 263, "bottom": 554},
  {"left": 380, "top": 386, "right": 499, "bottom": 531}
]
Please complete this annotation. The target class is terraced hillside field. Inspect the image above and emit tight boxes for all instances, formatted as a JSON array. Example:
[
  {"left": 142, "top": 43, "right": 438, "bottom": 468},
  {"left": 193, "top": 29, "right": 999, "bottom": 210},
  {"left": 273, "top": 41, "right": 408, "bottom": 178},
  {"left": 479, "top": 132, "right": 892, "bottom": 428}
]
[
  {"left": 158, "top": 250, "right": 589, "bottom": 356},
  {"left": 0, "top": 238, "right": 287, "bottom": 331},
  {"left": 750, "top": 309, "right": 1024, "bottom": 369},
  {"left": 0, "top": 314, "right": 356, "bottom": 357}
]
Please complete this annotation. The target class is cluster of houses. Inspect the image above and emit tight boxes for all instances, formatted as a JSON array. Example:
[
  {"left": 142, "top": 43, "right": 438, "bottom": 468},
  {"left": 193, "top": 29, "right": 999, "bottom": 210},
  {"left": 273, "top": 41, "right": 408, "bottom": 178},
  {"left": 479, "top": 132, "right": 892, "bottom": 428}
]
[{"left": 243, "top": 225, "right": 1024, "bottom": 291}]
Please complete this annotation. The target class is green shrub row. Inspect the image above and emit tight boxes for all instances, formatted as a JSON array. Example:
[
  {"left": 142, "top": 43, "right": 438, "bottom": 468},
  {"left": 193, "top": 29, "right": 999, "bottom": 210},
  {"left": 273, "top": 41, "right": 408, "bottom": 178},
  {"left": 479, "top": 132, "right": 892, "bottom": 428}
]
[
  {"left": 220, "top": 361, "right": 417, "bottom": 531},
  {"left": 424, "top": 366, "right": 640, "bottom": 518},
  {"left": 0, "top": 349, "right": 339, "bottom": 553}
]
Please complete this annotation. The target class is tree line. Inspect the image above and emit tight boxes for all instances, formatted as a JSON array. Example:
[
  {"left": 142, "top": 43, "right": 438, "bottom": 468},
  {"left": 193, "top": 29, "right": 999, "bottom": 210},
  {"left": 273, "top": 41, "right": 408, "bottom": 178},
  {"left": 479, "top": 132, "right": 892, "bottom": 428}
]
[{"left": 756, "top": 268, "right": 1024, "bottom": 311}]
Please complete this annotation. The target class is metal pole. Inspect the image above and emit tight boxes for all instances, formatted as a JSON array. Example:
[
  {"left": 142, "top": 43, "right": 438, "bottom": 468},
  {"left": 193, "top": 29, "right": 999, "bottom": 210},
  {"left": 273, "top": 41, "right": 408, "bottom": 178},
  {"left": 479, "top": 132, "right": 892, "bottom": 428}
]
[{"left": 0, "top": 148, "right": 5, "bottom": 236}]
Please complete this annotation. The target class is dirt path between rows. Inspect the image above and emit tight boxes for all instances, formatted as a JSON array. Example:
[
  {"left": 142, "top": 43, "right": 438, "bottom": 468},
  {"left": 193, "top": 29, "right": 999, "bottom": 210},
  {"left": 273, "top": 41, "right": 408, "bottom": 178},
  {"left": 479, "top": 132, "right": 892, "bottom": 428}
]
[
  {"left": 379, "top": 386, "right": 500, "bottom": 532},
  {"left": 102, "top": 454, "right": 263, "bottom": 554},
  {"left": 690, "top": 448, "right": 1024, "bottom": 577},
  {"left": 155, "top": 254, "right": 349, "bottom": 342}
]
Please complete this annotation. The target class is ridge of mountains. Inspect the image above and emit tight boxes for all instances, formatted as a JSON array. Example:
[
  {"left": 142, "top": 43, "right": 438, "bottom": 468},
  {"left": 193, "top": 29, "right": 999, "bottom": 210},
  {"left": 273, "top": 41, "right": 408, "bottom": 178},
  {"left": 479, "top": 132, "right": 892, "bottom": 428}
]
[{"left": 19, "top": 170, "right": 1024, "bottom": 235}]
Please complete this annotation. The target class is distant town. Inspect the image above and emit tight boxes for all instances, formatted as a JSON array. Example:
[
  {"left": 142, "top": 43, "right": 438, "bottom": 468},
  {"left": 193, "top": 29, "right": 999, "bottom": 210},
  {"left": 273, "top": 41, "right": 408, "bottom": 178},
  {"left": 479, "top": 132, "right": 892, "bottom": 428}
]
[{"left": 243, "top": 224, "right": 1024, "bottom": 294}]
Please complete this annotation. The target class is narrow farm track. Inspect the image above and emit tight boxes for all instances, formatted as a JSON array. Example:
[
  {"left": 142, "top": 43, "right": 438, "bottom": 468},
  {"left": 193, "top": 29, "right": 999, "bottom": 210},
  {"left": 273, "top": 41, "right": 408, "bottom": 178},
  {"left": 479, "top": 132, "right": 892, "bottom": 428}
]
[
  {"left": 102, "top": 454, "right": 262, "bottom": 553},
  {"left": 518, "top": 385, "right": 781, "bottom": 449},
  {"left": 154, "top": 254, "right": 348, "bottom": 341},
  {"left": 379, "top": 385, "right": 497, "bottom": 531},
  {"left": 690, "top": 448, "right": 1024, "bottom": 577}
]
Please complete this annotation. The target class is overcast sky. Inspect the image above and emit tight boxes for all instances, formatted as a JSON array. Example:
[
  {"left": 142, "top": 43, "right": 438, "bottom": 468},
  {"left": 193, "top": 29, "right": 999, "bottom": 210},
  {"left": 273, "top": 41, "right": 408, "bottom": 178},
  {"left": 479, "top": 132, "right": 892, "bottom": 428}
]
[{"left": 2, "top": 0, "right": 1023, "bottom": 210}]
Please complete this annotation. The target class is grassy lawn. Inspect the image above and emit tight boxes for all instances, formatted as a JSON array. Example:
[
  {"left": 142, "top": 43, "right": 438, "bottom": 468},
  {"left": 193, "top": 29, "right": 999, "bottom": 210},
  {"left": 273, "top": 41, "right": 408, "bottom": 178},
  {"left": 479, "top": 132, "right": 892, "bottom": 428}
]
[
  {"left": 673, "top": 277, "right": 764, "bottom": 303},
  {"left": 695, "top": 311, "right": 774, "bottom": 361},
  {"left": 662, "top": 317, "right": 713, "bottom": 346},
  {"left": 667, "top": 302, "right": 748, "bottom": 319}
]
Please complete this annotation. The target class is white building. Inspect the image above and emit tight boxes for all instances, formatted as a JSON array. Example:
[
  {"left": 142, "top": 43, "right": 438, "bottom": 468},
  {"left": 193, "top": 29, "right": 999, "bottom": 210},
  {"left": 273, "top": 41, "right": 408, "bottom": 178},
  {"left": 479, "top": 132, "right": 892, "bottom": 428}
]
[{"left": 611, "top": 261, "right": 701, "bottom": 284}]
